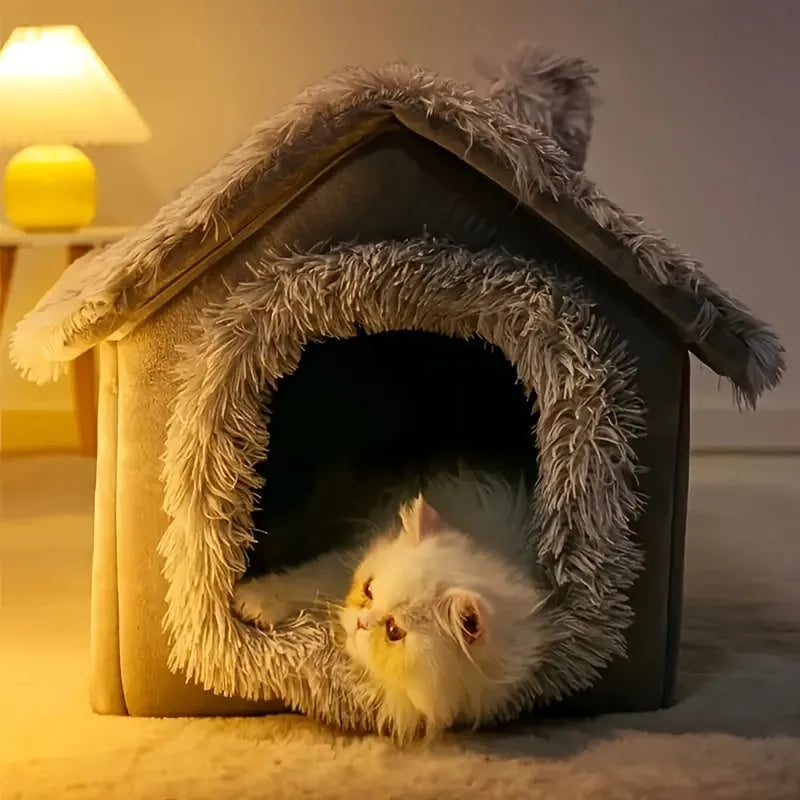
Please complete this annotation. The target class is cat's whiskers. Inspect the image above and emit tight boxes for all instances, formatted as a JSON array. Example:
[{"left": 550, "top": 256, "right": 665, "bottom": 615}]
[
  {"left": 305, "top": 596, "right": 348, "bottom": 620},
  {"left": 241, "top": 465, "right": 544, "bottom": 743}
]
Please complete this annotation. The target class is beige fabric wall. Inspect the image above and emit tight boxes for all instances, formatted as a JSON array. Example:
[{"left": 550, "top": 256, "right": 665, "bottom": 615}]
[{"left": 1, "top": 0, "right": 797, "bottom": 446}]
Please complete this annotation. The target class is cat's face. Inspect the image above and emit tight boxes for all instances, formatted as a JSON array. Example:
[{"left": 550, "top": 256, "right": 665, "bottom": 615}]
[
  {"left": 340, "top": 531, "right": 479, "bottom": 710},
  {"left": 339, "top": 496, "right": 543, "bottom": 739}
]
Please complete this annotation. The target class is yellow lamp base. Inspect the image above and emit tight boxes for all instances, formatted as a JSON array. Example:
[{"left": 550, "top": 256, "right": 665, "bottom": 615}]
[{"left": 3, "top": 145, "right": 97, "bottom": 231}]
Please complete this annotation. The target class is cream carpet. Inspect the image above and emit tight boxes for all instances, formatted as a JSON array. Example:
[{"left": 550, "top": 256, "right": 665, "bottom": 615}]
[{"left": 2, "top": 454, "right": 799, "bottom": 799}]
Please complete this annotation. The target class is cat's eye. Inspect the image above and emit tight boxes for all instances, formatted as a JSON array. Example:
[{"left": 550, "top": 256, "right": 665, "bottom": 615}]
[
  {"left": 363, "top": 579, "right": 373, "bottom": 601},
  {"left": 462, "top": 612, "right": 480, "bottom": 642},
  {"left": 384, "top": 617, "right": 406, "bottom": 642}
]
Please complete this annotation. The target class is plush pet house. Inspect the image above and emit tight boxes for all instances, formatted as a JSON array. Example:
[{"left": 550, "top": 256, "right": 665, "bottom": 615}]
[{"left": 12, "top": 48, "right": 783, "bottom": 730}]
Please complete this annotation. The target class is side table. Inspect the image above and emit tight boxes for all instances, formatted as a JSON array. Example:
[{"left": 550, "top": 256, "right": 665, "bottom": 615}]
[{"left": 1, "top": 225, "right": 132, "bottom": 456}]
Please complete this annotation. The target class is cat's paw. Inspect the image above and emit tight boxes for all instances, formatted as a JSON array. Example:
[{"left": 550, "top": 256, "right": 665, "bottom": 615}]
[{"left": 231, "top": 576, "right": 299, "bottom": 629}]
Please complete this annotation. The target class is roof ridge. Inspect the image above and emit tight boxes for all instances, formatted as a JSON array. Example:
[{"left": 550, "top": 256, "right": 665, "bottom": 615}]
[{"left": 9, "top": 53, "right": 783, "bottom": 404}]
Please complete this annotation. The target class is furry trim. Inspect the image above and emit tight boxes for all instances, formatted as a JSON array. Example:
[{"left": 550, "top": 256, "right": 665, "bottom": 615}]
[
  {"left": 10, "top": 49, "right": 783, "bottom": 405},
  {"left": 478, "top": 43, "right": 597, "bottom": 169},
  {"left": 159, "top": 238, "right": 645, "bottom": 734}
]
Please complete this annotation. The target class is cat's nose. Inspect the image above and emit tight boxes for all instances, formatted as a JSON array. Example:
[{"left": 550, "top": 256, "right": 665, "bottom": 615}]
[{"left": 356, "top": 617, "right": 367, "bottom": 631}]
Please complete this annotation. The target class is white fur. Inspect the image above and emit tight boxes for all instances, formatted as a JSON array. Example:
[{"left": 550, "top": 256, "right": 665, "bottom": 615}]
[
  {"left": 233, "top": 549, "right": 355, "bottom": 627},
  {"left": 233, "top": 467, "right": 547, "bottom": 742}
]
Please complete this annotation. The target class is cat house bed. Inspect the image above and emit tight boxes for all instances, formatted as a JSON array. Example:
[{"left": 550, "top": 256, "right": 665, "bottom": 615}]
[{"left": 11, "top": 48, "right": 783, "bottom": 730}]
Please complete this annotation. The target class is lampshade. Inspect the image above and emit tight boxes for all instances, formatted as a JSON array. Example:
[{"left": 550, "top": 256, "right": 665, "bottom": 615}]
[{"left": 0, "top": 25, "right": 150, "bottom": 146}]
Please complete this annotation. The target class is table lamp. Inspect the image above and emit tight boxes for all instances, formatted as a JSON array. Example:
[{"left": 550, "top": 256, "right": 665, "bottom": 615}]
[{"left": 0, "top": 25, "right": 150, "bottom": 231}]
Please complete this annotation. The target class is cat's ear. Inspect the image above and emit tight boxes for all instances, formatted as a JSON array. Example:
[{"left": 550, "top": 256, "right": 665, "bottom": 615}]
[
  {"left": 400, "top": 495, "right": 445, "bottom": 544},
  {"left": 439, "top": 589, "right": 484, "bottom": 646}
]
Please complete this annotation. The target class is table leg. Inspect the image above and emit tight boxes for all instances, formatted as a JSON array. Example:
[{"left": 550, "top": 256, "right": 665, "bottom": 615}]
[
  {"left": 67, "top": 244, "right": 97, "bottom": 457},
  {"left": 0, "top": 245, "right": 16, "bottom": 326}
]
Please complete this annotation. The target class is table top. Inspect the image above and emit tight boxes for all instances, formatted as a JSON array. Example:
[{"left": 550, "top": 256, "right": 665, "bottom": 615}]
[{"left": 0, "top": 224, "right": 133, "bottom": 248}]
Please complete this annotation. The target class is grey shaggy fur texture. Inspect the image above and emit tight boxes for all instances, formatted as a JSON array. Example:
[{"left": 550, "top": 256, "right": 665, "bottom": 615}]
[
  {"left": 7, "top": 45, "right": 785, "bottom": 734},
  {"left": 478, "top": 44, "right": 597, "bottom": 170},
  {"left": 159, "top": 238, "right": 644, "bottom": 734},
  {"left": 10, "top": 46, "right": 783, "bottom": 406}
]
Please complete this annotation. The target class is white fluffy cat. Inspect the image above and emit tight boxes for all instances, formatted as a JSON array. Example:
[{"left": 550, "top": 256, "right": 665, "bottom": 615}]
[{"left": 233, "top": 469, "right": 549, "bottom": 742}]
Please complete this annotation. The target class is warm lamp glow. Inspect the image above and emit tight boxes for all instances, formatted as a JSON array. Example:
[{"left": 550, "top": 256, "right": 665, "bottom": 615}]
[
  {"left": 0, "top": 25, "right": 150, "bottom": 146},
  {"left": 0, "top": 25, "right": 150, "bottom": 230}
]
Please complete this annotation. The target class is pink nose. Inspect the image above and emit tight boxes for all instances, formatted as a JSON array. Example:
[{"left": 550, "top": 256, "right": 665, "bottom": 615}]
[{"left": 356, "top": 618, "right": 367, "bottom": 631}]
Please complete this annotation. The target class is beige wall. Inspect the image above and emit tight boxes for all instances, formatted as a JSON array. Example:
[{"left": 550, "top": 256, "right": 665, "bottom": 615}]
[{"left": 1, "top": 1, "right": 797, "bottom": 440}]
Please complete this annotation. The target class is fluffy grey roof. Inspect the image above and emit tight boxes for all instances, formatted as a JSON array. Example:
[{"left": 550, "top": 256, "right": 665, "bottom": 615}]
[{"left": 10, "top": 46, "right": 783, "bottom": 405}]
